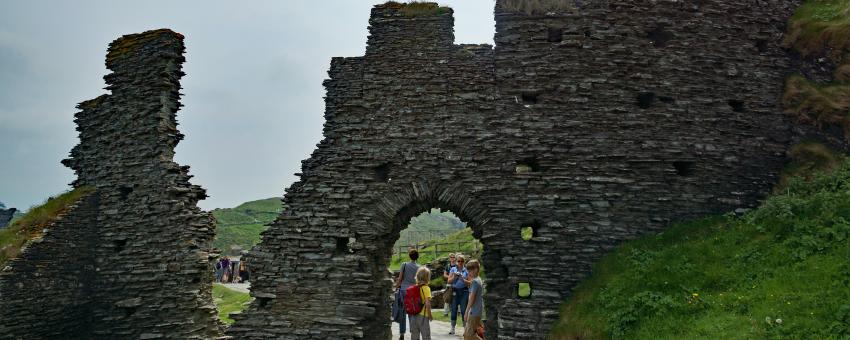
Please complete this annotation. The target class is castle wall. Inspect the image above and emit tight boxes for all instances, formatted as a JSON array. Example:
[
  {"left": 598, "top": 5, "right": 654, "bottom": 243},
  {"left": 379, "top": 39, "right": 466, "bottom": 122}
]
[
  {"left": 230, "top": 1, "right": 802, "bottom": 339},
  {"left": 0, "top": 194, "right": 99, "bottom": 338},
  {"left": 0, "top": 29, "right": 222, "bottom": 339}
]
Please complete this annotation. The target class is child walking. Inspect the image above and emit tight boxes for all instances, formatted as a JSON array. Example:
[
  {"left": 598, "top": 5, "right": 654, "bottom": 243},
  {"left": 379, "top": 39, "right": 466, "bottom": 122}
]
[
  {"left": 464, "top": 260, "right": 484, "bottom": 340},
  {"left": 409, "top": 266, "right": 433, "bottom": 340}
]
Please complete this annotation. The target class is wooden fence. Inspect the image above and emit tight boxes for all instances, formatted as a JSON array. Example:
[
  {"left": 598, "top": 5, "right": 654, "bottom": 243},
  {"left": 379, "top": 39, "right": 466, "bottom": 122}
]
[{"left": 395, "top": 239, "right": 482, "bottom": 262}]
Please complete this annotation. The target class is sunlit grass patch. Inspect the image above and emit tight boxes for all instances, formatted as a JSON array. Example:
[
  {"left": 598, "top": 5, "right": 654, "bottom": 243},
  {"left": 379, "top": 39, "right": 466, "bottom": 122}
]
[{"left": 213, "top": 283, "right": 252, "bottom": 324}]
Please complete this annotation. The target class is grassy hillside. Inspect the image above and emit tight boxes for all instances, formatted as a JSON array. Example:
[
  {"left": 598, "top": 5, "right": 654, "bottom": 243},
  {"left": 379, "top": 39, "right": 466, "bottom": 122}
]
[
  {"left": 212, "top": 283, "right": 251, "bottom": 324},
  {"left": 396, "top": 208, "right": 466, "bottom": 247},
  {"left": 0, "top": 187, "right": 93, "bottom": 265},
  {"left": 549, "top": 160, "right": 850, "bottom": 339},
  {"left": 211, "top": 198, "right": 283, "bottom": 254}
]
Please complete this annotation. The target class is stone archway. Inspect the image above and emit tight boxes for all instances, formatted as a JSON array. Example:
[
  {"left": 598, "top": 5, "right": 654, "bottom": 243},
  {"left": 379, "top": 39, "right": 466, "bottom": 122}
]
[{"left": 372, "top": 181, "right": 493, "bottom": 339}]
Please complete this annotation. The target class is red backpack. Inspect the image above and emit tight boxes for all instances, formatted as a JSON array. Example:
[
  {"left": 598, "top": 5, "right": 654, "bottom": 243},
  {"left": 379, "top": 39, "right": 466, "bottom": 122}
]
[{"left": 404, "top": 284, "right": 425, "bottom": 315}]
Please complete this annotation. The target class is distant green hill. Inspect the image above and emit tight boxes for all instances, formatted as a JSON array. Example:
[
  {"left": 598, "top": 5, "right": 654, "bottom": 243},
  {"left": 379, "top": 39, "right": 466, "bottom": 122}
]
[
  {"left": 396, "top": 208, "right": 466, "bottom": 247},
  {"left": 212, "top": 198, "right": 468, "bottom": 256},
  {"left": 212, "top": 198, "right": 283, "bottom": 254}
]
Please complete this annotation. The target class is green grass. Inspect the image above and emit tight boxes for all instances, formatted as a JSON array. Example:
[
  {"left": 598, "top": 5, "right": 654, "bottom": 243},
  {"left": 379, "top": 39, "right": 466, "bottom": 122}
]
[
  {"left": 212, "top": 283, "right": 252, "bottom": 324},
  {"left": 212, "top": 198, "right": 282, "bottom": 254},
  {"left": 0, "top": 187, "right": 93, "bottom": 265},
  {"left": 784, "top": 0, "right": 850, "bottom": 61},
  {"left": 549, "top": 160, "right": 850, "bottom": 339}
]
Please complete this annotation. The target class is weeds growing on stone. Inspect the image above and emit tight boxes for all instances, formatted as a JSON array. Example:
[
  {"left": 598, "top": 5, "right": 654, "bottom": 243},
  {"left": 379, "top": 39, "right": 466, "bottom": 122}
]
[
  {"left": 0, "top": 187, "right": 93, "bottom": 265},
  {"left": 777, "top": 142, "right": 846, "bottom": 190},
  {"left": 782, "top": 0, "right": 850, "bottom": 140},
  {"left": 383, "top": 1, "right": 451, "bottom": 17},
  {"left": 499, "top": 0, "right": 576, "bottom": 15}
]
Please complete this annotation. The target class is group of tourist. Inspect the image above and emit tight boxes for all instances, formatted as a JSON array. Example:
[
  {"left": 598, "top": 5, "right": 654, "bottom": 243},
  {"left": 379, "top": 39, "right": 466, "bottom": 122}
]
[
  {"left": 392, "top": 249, "right": 484, "bottom": 340},
  {"left": 214, "top": 256, "right": 249, "bottom": 283}
]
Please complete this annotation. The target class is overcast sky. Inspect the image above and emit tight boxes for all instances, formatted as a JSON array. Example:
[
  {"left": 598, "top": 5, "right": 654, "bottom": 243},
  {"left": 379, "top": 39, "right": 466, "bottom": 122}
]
[{"left": 0, "top": 0, "right": 496, "bottom": 210}]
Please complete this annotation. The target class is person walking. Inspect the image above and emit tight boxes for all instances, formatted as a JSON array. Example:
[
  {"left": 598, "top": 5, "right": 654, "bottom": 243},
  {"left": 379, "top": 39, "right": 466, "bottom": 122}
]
[
  {"left": 447, "top": 255, "right": 469, "bottom": 335},
  {"left": 221, "top": 256, "right": 231, "bottom": 283},
  {"left": 238, "top": 261, "right": 250, "bottom": 282},
  {"left": 395, "top": 248, "right": 420, "bottom": 340},
  {"left": 408, "top": 266, "right": 433, "bottom": 340},
  {"left": 214, "top": 258, "right": 224, "bottom": 283},
  {"left": 464, "top": 260, "right": 484, "bottom": 340},
  {"left": 442, "top": 253, "right": 457, "bottom": 316}
]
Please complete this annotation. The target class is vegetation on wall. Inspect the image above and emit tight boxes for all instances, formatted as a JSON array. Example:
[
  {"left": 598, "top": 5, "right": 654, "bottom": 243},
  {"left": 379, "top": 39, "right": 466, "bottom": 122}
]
[
  {"left": 0, "top": 187, "right": 93, "bottom": 265},
  {"left": 783, "top": 0, "right": 850, "bottom": 140},
  {"left": 383, "top": 1, "right": 451, "bottom": 16},
  {"left": 549, "top": 160, "right": 850, "bottom": 339},
  {"left": 777, "top": 141, "right": 846, "bottom": 189},
  {"left": 499, "top": 0, "right": 577, "bottom": 15}
]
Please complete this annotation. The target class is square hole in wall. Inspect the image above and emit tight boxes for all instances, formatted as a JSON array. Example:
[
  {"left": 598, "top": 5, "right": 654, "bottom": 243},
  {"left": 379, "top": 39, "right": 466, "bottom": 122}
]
[
  {"left": 521, "top": 92, "right": 539, "bottom": 104},
  {"left": 374, "top": 163, "right": 391, "bottom": 182},
  {"left": 515, "top": 158, "right": 540, "bottom": 174},
  {"left": 637, "top": 92, "right": 655, "bottom": 109},
  {"left": 728, "top": 100, "right": 746, "bottom": 112},
  {"left": 673, "top": 161, "right": 696, "bottom": 177},
  {"left": 547, "top": 27, "right": 563, "bottom": 42},
  {"left": 647, "top": 26, "right": 674, "bottom": 47},
  {"left": 518, "top": 282, "right": 532, "bottom": 298},
  {"left": 118, "top": 186, "right": 133, "bottom": 200},
  {"left": 335, "top": 237, "right": 355, "bottom": 254}
]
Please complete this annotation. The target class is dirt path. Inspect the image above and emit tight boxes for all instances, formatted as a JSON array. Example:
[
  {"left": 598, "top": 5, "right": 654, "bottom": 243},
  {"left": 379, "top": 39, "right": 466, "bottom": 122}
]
[{"left": 220, "top": 282, "right": 250, "bottom": 294}]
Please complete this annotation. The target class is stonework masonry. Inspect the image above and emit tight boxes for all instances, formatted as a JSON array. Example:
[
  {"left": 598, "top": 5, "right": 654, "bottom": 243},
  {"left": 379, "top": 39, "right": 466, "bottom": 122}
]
[
  {"left": 0, "top": 0, "right": 805, "bottom": 338},
  {"left": 0, "top": 30, "right": 222, "bottom": 339},
  {"left": 228, "top": 1, "right": 802, "bottom": 339}
]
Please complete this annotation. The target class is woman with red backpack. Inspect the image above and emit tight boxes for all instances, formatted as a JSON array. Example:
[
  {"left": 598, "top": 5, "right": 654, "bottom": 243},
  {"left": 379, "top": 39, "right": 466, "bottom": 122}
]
[{"left": 394, "top": 248, "right": 420, "bottom": 340}]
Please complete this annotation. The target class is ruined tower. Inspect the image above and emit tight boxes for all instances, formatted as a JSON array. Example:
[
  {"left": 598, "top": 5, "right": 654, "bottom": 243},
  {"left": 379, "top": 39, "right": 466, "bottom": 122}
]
[
  {"left": 0, "top": 29, "right": 222, "bottom": 338},
  {"left": 229, "top": 1, "right": 802, "bottom": 338}
]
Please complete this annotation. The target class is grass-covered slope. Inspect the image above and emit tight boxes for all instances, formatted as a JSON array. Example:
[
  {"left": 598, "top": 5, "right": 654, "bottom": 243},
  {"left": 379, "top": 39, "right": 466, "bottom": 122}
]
[
  {"left": 212, "top": 283, "right": 251, "bottom": 324},
  {"left": 396, "top": 208, "right": 466, "bottom": 248},
  {"left": 211, "top": 198, "right": 283, "bottom": 254},
  {"left": 549, "top": 162, "right": 850, "bottom": 339},
  {"left": 0, "top": 187, "right": 93, "bottom": 265}
]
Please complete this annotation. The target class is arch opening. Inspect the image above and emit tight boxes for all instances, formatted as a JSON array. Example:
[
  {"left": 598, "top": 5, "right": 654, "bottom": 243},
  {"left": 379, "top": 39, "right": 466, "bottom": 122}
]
[{"left": 376, "top": 191, "right": 492, "bottom": 338}]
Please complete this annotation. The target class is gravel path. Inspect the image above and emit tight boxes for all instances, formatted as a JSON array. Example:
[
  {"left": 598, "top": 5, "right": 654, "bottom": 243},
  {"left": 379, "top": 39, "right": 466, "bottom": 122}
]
[
  {"left": 391, "top": 319, "right": 463, "bottom": 340},
  {"left": 220, "top": 282, "right": 250, "bottom": 294}
]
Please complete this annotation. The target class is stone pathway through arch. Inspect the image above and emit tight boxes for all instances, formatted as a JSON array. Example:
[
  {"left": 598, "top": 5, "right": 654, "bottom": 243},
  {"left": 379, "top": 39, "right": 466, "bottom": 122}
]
[{"left": 391, "top": 319, "right": 461, "bottom": 340}]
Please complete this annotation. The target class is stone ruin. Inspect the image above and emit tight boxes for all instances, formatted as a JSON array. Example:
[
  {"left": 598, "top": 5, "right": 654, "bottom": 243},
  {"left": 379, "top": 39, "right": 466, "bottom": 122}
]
[
  {"left": 229, "top": 1, "right": 802, "bottom": 338},
  {"left": 0, "top": 30, "right": 221, "bottom": 338},
  {"left": 0, "top": 0, "right": 804, "bottom": 338},
  {"left": 0, "top": 204, "right": 16, "bottom": 229}
]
